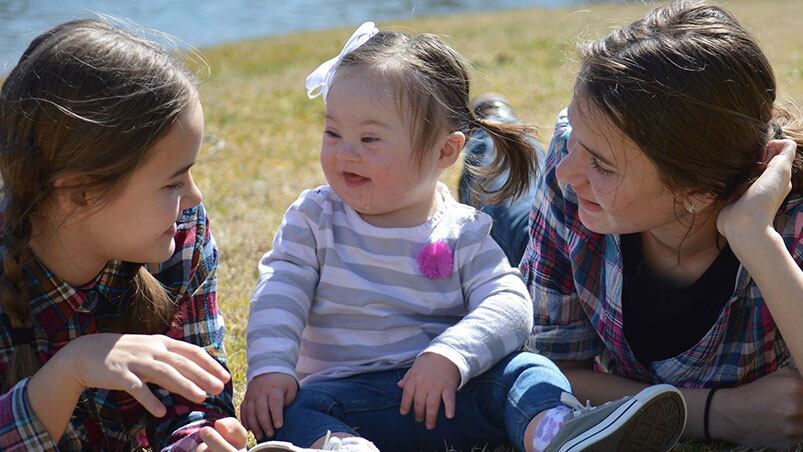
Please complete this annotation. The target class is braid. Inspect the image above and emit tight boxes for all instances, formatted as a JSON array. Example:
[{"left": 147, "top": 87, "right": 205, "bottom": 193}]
[{"left": 0, "top": 200, "right": 40, "bottom": 392}]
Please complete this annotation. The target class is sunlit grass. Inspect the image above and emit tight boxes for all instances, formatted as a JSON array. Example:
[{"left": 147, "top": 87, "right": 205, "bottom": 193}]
[{"left": 190, "top": 1, "right": 803, "bottom": 450}]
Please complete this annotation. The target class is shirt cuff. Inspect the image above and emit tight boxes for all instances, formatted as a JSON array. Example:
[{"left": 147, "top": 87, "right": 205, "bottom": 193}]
[
  {"left": 420, "top": 344, "right": 471, "bottom": 390},
  {"left": 0, "top": 377, "right": 58, "bottom": 451}
]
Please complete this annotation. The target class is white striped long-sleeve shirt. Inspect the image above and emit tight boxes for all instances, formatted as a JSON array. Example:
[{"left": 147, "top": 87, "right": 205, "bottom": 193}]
[{"left": 247, "top": 183, "right": 533, "bottom": 388}]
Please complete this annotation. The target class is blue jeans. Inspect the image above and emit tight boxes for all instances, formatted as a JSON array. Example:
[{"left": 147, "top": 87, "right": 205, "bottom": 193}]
[
  {"left": 266, "top": 352, "right": 571, "bottom": 452},
  {"left": 458, "top": 126, "right": 544, "bottom": 267}
]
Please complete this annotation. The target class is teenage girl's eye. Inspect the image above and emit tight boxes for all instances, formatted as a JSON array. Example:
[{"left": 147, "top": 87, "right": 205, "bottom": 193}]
[
  {"left": 589, "top": 157, "right": 613, "bottom": 176},
  {"left": 165, "top": 181, "right": 185, "bottom": 191}
]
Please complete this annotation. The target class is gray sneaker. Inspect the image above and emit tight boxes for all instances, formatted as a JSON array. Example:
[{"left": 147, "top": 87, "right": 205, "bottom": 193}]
[{"left": 545, "top": 384, "right": 686, "bottom": 452}]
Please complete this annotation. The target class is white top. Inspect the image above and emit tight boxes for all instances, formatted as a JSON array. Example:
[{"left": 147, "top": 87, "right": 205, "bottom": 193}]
[{"left": 247, "top": 183, "right": 533, "bottom": 388}]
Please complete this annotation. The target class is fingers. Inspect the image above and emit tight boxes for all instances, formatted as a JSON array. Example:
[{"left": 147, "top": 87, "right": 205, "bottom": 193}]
[
  {"left": 214, "top": 418, "right": 248, "bottom": 450},
  {"left": 397, "top": 370, "right": 409, "bottom": 389},
  {"left": 442, "top": 386, "right": 456, "bottom": 420},
  {"left": 424, "top": 392, "right": 440, "bottom": 429},
  {"left": 413, "top": 385, "right": 427, "bottom": 423},
  {"left": 399, "top": 380, "right": 414, "bottom": 416},
  {"left": 199, "top": 426, "right": 240, "bottom": 452},
  {"left": 268, "top": 388, "right": 286, "bottom": 430},
  {"left": 239, "top": 398, "right": 259, "bottom": 439},
  {"left": 256, "top": 392, "right": 273, "bottom": 438},
  {"left": 164, "top": 336, "right": 230, "bottom": 383},
  {"left": 121, "top": 371, "right": 167, "bottom": 417},
  {"left": 131, "top": 360, "right": 207, "bottom": 404},
  {"left": 158, "top": 350, "right": 226, "bottom": 395}
]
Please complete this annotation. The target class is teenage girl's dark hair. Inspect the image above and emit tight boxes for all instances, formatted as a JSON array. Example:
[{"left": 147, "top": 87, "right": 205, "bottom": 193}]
[
  {"left": 576, "top": 0, "right": 803, "bottom": 202},
  {"left": 337, "top": 31, "right": 538, "bottom": 203},
  {"left": 0, "top": 19, "right": 198, "bottom": 391}
]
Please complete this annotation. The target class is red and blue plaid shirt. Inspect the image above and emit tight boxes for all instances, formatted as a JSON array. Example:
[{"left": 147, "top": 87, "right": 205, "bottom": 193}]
[
  {"left": 0, "top": 203, "right": 234, "bottom": 451},
  {"left": 522, "top": 110, "right": 802, "bottom": 388}
]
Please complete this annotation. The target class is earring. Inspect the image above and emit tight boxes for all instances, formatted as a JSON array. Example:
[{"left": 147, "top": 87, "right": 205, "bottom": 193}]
[{"left": 685, "top": 202, "right": 696, "bottom": 214}]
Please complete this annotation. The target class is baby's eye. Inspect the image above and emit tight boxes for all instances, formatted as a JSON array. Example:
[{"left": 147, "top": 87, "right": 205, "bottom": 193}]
[
  {"left": 361, "top": 136, "right": 379, "bottom": 143},
  {"left": 324, "top": 130, "right": 340, "bottom": 139}
]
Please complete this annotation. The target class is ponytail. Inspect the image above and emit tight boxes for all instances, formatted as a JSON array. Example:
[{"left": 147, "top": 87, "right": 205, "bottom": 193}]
[{"left": 464, "top": 115, "right": 539, "bottom": 205}]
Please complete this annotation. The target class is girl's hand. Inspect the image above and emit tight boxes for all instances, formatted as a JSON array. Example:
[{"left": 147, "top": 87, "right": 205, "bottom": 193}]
[
  {"left": 711, "top": 366, "right": 803, "bottom": 448},
  {"left": 195, "top": 418, "right": 248, "bottom": 452},
  {"left": 717, "top": 139, "right": 796, "bottom": 240},
  {"left": 398, "top": 352, "right": 460, "bottom": 430},
  {"left": 240, "top": 372, "right": 298, "bottom": 439},
  {"left": 65, "top": 333, "right": 229, "bottom": 417}
]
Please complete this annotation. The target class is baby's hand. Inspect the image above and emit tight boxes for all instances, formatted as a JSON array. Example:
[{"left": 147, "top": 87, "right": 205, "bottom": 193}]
[
  {"left": 398, "top": 352, "right": 460, "bottom": 429},
  {"left": 239, "top": 372, "right": 298, "bottom": 439}
]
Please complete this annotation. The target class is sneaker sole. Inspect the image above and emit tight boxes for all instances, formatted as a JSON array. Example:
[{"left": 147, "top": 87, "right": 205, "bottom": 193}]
[{"left": 558, "top": 384, "right": 687, "bottom": 452}]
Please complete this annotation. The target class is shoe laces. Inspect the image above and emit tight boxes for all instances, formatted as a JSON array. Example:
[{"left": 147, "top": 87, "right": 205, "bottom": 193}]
[
  {"left": 560, "top": 392, "right": 595, "bottom": 416},
  {"left": 321, "top": 432, "right": 343, "bottom": 451}
]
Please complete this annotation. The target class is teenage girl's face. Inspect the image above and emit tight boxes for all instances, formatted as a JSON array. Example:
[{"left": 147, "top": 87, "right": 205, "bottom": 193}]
[
  {"left": 85, "top": 96, "right": 204, "bottom": 264},
  {"left": 556, "top": 96, "right": 685, "bottom": 235},
  {"left": 321, "top": 70, "right": 445, "bottom": 227}
]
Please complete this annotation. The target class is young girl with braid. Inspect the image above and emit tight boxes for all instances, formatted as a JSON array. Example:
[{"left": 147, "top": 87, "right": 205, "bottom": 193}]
[
  {"left": 241, "top": 22, "right": 686, "bottom": 452},
  {"left": 0, "top": 19, "right": 245, "bottom": 451}
]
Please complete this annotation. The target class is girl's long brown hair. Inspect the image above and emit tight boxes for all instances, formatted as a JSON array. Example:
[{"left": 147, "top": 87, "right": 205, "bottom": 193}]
[
  {"left": 0, "top": 19, "right": 198, "bottom": 391},
  {"left": 576, "top": 0, "right": 803, "bottom": 202}
]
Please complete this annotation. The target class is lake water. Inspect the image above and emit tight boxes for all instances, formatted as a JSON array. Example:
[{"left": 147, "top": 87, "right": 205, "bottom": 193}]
[{"left": 0, "top": 0, "right": 615, "bottom": 71}]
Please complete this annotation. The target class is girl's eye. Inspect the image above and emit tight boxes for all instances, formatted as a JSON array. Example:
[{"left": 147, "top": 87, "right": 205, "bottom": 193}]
[
  {"left": 166, "top": 182, "right": 185, "bottom": 191},
  {"left": 589, "top": 157, "right": 613, "bottom": 176}
]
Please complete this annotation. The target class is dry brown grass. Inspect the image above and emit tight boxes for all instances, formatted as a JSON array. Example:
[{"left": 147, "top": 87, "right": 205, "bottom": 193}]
[{"left": 190, "top": 1, "right": 803, "bottom": 449}]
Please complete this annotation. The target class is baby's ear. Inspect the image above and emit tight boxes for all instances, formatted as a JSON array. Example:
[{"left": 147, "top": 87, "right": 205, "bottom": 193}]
[{"left": 437, "top": 131, "right": 465, "bottom": 170}]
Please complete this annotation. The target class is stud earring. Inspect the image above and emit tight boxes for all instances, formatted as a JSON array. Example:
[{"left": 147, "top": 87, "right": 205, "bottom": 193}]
[{"left": 685, "top": 202, "right": 696, "bottom": 214}]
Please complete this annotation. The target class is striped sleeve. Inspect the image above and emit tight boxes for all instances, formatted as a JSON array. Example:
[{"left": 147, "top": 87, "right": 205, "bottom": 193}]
[
  {"left": 0, "top": 378, "right": 57, "bottom": 451},
  {"left": 523, "top": 110, "right": 604, "bottom": 361},
  {"left": 423, "top": 212, "right": 533, "bottom": 388},
  {"left": 246, "top": 190, "right": 321, "bottom": 382}
]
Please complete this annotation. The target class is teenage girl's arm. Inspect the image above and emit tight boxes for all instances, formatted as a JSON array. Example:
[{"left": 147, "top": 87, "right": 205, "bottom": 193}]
[
  {"left": 3, "top": 205, "right": 242, "bottom": 451},
  {"left": 22, "top": 333, "right": 232, "bottom": 446},
  {"left": 717, "top": 140, "right": 803, "bottom": 368}
]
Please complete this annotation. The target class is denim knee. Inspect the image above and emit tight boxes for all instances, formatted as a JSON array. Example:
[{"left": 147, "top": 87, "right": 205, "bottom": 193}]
[
  {"left": 270, "top": 387, "right": 357, "bottom": 446},
  {"left": 493, "top": 352, "right": 572, "bottom": 450}
]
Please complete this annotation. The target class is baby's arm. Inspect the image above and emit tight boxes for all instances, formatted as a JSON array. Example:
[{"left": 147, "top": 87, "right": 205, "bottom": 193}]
[
  {"left": 241, "top": 190, "right": 323, "bottom": 439},
  {"left": 399, "top": 214, "right": 532, "bottom": 428},
  {"left": 423, "top": 214, "right": 533, "bottom": 385}
]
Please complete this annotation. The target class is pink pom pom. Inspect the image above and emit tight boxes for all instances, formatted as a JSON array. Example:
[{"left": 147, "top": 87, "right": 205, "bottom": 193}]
[{"left": 417, "top": 241, "right": 454, "bottom": 279}]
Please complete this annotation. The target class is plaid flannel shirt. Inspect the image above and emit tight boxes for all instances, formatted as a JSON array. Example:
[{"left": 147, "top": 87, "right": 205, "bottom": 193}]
[
  {"left": 0, "top": 203, "right": 234, "bottom": 451},
  {"left": 521, "top": 110, "right": 802, "bottom": 388}
]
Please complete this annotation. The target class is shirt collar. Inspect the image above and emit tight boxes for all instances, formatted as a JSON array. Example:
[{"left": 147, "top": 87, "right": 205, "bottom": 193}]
[{"left": 24, "top": 257, "right": 134, "bottom": 319}]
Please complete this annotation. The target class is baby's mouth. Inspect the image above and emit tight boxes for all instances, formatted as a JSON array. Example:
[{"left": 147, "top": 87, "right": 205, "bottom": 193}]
[{"left": 343, "top": 172, "right": 370, "bottom": 186}]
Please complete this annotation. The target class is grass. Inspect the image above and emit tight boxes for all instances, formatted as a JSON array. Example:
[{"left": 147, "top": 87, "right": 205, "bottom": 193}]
[{"left": 189, "top": 1, "right": 803, "bottom": 450}]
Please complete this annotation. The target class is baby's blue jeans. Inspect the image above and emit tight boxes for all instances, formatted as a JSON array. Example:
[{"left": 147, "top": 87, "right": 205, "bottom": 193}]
[{"left": 264, "top": 351, "right": 570, "bottom": 451}]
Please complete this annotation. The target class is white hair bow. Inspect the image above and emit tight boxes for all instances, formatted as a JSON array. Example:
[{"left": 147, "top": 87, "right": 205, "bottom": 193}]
[{"left": 305, "top": 21, "right": 379, "bottom": 102}]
